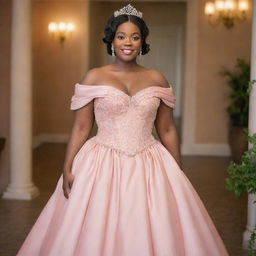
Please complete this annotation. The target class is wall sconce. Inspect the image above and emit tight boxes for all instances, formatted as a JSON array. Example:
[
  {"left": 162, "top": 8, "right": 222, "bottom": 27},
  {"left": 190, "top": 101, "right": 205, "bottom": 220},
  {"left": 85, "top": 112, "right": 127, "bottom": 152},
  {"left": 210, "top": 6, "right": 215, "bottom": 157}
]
[
  {"left": 48, "top": 22, "right": 75, "bottom": 45},
  {"left": 204, "top": 0, "right": 249, "bottom": 28}
]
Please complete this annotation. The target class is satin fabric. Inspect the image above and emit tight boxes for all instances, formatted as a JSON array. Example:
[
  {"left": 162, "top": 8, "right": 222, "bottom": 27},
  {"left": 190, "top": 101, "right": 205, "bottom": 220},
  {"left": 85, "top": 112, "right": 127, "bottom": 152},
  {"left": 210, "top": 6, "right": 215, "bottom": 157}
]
[{"left": 17, "top": 84, "right": 229, "bottom": 256}]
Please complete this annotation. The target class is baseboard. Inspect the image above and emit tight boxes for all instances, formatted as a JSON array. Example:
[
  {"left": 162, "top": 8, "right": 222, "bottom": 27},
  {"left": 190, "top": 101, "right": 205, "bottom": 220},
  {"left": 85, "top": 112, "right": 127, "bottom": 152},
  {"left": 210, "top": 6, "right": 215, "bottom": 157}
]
[
  {"left": 181, "top": 142, "right": 231, "bottom": 156},
  {"left": 33, "top": 133, "right": 69, "bottom": 149}
]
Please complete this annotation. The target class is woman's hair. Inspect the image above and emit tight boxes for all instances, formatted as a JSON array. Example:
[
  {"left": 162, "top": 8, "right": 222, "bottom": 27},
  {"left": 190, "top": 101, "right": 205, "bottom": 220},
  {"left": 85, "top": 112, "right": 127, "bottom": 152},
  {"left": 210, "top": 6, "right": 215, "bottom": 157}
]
[{"left": 102, "top": 14, "right": 150, "bottom": 56}]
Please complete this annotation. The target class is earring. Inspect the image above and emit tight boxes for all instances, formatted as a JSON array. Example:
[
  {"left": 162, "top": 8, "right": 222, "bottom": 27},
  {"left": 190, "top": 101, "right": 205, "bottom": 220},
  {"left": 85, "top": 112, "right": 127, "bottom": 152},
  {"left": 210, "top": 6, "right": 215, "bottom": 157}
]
[
  {"left": 139, "top": 48, "right": 142, "bottom": 56},
  {"left": 111, "top": 44, "right": 115, "bottom": 56}
]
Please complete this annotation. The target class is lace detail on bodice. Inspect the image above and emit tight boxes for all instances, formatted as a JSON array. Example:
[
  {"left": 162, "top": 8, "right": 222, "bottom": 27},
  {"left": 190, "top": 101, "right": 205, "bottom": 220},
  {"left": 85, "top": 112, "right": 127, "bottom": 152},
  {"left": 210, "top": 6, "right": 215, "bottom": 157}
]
[{"left": 71, "top": 83, "right": 176, "bottom": 156}]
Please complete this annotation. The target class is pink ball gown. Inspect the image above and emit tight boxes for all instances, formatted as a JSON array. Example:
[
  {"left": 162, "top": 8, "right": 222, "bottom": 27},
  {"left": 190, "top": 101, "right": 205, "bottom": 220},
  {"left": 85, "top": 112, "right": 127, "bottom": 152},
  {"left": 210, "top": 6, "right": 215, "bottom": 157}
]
[{"left": 17, "top": 83, "right": 229, "bottom": 256}]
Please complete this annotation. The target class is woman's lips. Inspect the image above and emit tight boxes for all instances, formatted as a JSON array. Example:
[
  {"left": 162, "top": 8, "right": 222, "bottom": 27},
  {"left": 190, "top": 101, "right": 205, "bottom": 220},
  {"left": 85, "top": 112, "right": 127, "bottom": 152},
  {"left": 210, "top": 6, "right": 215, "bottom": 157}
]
[{"left": 122, "top": 49, "right": 134, "bottom": 55}]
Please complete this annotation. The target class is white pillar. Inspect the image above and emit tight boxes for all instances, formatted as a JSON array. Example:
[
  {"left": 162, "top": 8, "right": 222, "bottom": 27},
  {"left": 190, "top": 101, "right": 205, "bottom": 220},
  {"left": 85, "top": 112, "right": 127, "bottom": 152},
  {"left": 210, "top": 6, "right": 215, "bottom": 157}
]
[
  {"left": 243, "top": 0, "right": 256, "bottom": 248},
  {"left": 2, "top": 0, "right": 39, "bottom": 200}
]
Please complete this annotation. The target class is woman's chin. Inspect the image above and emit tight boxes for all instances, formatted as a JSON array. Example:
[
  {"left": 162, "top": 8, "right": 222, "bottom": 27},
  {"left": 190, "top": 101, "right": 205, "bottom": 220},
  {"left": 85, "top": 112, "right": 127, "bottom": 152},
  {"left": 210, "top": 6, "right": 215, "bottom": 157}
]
[{"left": 116, "top": 55, "right": 138, "bottom": 62}]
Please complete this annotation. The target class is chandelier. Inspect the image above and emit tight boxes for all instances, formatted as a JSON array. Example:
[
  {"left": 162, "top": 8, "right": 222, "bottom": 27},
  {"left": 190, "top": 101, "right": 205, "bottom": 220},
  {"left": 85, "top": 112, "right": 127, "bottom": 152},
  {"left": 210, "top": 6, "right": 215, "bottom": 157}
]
[{"left": 204, "top": 0, "right": 250, "bottom": 28}]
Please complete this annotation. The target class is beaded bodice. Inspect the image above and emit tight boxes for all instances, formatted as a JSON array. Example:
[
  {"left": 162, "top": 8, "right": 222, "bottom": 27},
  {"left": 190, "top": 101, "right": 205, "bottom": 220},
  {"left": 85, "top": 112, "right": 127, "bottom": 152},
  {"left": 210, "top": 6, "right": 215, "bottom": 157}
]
[{"left": 71, "top": 83, "right": 176, "bottom": 156}]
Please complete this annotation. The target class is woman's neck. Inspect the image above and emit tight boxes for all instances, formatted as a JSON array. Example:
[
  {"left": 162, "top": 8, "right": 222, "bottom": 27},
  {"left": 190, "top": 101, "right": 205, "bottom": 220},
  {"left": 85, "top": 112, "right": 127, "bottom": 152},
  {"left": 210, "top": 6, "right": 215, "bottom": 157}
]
[{"left": 112, "top": 58, "right": 140, "bottom": 72}]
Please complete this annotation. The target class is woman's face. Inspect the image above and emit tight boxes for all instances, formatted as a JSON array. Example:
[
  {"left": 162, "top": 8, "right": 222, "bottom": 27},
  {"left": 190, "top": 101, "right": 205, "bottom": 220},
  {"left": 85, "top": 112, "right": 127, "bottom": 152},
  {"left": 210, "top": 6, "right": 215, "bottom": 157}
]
[{"left": 112, "top": 21, "right": 142, "bottom": 60}]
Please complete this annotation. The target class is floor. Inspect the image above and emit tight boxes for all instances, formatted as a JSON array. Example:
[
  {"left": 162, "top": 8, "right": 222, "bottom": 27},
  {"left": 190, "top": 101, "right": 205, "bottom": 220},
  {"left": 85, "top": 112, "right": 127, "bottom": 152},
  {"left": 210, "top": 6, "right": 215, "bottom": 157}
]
[{"left": 0, "top": 143, "right": 249, "bottom": 256}]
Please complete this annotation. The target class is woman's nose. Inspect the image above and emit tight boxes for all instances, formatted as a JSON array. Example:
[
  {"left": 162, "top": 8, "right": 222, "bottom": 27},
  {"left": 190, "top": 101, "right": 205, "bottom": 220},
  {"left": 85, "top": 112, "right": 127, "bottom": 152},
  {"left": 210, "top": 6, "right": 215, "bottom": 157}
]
[{"left": 124, "top": 37, "right": 132, "bottom": 45}]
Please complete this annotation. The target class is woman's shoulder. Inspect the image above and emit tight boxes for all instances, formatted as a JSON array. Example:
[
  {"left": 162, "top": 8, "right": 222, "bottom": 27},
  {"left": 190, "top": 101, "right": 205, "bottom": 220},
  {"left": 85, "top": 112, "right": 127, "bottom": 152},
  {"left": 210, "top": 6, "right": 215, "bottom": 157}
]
[
  {"left": 79, "top": 66, "right": 170, "bottom": 89},
  {"left": 79, "top": 66, "right": 109, "bottom": 86},
  {"left": 146, "top": 69, "right": 170, "bottom": 88}
]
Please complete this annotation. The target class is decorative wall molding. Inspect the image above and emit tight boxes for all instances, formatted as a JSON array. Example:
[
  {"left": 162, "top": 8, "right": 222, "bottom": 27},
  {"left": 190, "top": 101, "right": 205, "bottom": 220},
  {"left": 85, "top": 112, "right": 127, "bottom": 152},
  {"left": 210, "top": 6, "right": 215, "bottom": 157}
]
[
  {"left": 33, "top": 133, "right": 69, "bottom": 148},
  {"left": 181, "top": 142, "right": 231, "bottom": 156}
]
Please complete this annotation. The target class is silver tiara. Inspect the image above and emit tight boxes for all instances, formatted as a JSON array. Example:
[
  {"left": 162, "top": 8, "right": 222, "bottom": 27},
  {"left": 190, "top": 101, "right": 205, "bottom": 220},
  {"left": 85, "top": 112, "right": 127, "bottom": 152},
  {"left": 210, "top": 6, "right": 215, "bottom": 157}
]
[{"left": 114, "top": 4, "right": 143, "bottom": 18}]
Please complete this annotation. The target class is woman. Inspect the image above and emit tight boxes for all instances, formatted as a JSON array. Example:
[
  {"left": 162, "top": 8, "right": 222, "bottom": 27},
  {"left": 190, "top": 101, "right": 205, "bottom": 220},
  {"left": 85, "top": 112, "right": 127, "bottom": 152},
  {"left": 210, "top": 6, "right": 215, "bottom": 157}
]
[{"left": 17, "top": 4, "right": 229, "bottom": 256}]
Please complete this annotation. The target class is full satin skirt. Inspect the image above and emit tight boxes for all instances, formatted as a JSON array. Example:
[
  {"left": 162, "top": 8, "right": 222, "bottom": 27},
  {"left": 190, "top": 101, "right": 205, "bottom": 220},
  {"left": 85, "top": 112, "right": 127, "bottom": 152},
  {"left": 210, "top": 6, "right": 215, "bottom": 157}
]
[{"left": 17, "top": 137, "right": 229, "bottom": 256}]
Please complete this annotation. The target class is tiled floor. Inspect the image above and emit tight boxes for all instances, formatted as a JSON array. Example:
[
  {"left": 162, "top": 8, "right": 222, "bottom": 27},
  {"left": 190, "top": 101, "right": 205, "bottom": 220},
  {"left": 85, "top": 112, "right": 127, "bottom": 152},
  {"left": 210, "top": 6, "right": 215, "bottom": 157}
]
[{"left": 0, "top": 143, "right": 249, "bottom": 256}]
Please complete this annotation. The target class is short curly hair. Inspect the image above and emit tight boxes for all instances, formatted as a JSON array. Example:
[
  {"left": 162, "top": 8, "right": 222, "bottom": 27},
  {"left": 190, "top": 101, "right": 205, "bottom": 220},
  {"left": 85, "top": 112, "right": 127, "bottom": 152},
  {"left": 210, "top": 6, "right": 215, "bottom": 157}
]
[{"left": 102, "top": 14, "right": 150, "bottom": 56}]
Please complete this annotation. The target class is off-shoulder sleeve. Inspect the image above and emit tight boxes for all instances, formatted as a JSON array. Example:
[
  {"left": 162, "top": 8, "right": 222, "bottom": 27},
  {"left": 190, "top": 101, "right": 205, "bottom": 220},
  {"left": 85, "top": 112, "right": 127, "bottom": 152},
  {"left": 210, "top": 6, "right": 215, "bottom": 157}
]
[
  {"left": 70, "top": 83, "right": 108, "bottom": 110},
  {"left": 153, "top": 86, "right": 176, "bottom": 109}
]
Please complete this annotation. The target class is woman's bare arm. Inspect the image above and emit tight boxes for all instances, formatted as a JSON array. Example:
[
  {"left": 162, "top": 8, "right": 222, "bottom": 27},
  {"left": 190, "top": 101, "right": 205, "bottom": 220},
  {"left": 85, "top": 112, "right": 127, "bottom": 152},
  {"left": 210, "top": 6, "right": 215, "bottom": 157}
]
[
  {"left": 152, "top": 70, "right": 182, "bottom": 168},
  {"left": 62, "top": 69, "right": 98, "bottom": 198},
  {"left": 62, "top": 101, "right": 94, "bottom": 175},
  {"left": 154, "top": 102, "right": 181, "bottom": 168}
]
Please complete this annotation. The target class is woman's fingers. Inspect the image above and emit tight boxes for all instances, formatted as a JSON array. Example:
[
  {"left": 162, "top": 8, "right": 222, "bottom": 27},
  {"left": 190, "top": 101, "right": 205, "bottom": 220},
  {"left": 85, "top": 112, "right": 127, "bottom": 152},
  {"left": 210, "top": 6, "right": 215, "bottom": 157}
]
[
  {"left": 62, "top": 181, "right": 69, "bottom": 199},
  {"left": 68, "top": 177, "right": 74, "bottom": 189},
  {"left": 64, "top": 189, "right": 69, "bottom": 199},
  {"left": 63, "top": 186, "right": 69, "bottom": 199},
  {"left": 62, "top": 187, "right": 68, "bottom": 199},
  {"left": 62, "top": 174, "right": 74, "bottom": 199}
]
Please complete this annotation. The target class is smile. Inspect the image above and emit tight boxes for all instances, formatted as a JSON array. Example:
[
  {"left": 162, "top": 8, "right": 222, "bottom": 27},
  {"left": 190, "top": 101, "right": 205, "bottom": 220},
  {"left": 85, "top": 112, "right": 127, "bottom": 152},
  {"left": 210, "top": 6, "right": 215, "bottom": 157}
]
[{"left": 121, "top": 49, "right": 134, "bottom": 55}]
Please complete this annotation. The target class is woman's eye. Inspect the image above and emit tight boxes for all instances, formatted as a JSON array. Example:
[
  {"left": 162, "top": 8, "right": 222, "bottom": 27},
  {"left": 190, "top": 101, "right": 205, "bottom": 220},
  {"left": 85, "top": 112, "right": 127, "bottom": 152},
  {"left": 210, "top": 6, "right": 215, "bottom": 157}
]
[{"left": 116, "top": 35, "right": 140, "bottom": 40}]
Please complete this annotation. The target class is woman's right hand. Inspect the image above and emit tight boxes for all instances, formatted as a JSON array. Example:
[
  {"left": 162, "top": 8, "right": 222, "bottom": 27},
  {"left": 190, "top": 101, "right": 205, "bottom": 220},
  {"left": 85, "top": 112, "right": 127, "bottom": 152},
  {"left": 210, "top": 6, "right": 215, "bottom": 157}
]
[{"left": 62, "top": 172, "right": 75, "bottom": 199}]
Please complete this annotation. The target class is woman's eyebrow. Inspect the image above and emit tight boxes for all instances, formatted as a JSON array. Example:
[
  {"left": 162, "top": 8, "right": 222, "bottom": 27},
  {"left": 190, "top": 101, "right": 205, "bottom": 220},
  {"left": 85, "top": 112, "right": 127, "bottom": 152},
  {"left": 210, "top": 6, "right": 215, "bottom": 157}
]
[{"left": 116, "top": 31, "right": 140, "bottom": 35}]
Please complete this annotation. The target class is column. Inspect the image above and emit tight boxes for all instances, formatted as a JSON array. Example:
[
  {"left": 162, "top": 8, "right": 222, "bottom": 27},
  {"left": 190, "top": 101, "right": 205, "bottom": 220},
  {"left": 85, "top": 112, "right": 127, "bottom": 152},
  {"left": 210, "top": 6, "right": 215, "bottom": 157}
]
[
  {"left": 2, "top": 0, "right": 39, "bottom": 200},
  {"left": 243, "top": 0, "right": 256, "bottom": 248}
]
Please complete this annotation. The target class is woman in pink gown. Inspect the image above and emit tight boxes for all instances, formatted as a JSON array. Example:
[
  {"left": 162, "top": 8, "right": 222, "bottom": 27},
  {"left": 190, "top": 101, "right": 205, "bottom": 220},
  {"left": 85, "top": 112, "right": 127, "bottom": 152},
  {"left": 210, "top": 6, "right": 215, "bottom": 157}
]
[{"left": 17, "top": 4, "right": 229, "bottom": 256}]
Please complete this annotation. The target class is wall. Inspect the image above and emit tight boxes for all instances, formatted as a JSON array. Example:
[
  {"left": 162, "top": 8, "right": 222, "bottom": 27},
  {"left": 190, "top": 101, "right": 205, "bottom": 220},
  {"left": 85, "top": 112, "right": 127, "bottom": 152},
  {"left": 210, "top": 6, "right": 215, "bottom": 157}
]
[
  {"left": 32, "top": 1, "right": 90, "bottom": 139},
  {"left": 0, "top": 0, "right": 90, "bottom": 193},
  {"left": 0, "top": 0, "right": 11, "bottom": 194},
  {"left": 196, "top": 0, "right": 252, "bottom": 144}
]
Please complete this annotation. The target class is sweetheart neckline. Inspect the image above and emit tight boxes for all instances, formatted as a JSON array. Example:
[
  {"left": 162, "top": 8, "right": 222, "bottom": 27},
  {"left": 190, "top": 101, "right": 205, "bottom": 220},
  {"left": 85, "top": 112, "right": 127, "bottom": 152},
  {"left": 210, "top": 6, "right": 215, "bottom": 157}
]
[{"left": 76, "top": 83, "right": 172, "bottom": 99}]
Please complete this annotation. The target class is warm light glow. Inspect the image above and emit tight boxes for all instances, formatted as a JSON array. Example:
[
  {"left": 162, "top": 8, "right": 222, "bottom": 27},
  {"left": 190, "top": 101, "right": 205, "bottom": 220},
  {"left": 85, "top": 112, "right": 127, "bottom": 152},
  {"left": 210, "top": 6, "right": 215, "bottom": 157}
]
[
  {"left": 205, "top": 2, "right": 215, "bottom": 15},
  {"left": 204, "top": 0, "right": 249, "bottom": 28},
  {"left": 225, "top": 0, "right": 236, "bottom": 10},
  {"left": 66, "top": 23, "right": 75, "bottom": 32},
  {"left": 238, "top": 0, "right": 249, "bottom": 11},
  {"left": 215, "top": 0, "right": 225, "bottom": 11},
  {"left": 48, "top": 22, "right": 57, "bottom": 32},
  {"left": 48, "top": 21, "right": 75, "bottom": 44},
  {"left": 58, "top": 22, "right": 66, "bottom": 31}
]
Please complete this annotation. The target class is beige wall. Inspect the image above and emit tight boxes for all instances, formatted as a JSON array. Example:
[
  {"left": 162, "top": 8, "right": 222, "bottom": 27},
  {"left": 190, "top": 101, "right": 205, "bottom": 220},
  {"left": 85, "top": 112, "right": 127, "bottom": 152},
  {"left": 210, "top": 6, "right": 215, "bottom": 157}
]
[
  {"left": 0, "top": 0, "right": 90, "bottom": 193},
  {"left": 88, "top": 1, "right": 110, "bottom": 68},
  {"left": 195, "top": 0, "right": 252, "bottom": 143},
  {"left": 32, "top": 1, "right": 89, "bottom": 136},
  {"left": 0, "top": 0, "right": 11, "bottom": 194}
]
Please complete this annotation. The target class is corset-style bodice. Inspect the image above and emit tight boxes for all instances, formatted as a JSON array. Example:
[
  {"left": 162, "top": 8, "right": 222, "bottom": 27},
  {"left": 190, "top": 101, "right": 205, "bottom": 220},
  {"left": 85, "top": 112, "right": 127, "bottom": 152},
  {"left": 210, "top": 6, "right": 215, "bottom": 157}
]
[{"left": 71, "top": 83, "right": 176, "bottom": 156}]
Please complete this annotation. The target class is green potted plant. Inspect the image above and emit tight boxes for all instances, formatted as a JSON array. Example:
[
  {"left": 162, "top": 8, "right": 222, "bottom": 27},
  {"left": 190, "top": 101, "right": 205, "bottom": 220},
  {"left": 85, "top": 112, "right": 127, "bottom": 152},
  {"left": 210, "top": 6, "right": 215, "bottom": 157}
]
[
  {"left": 225, "top": 132, "right": 256, "bottom": 196},
  {"left": 225, "top": 131, "right": 256, "bottom": 255},
  {"left": 225, "top": 79, "right": 256, "bottom": 254},
  {"left": 220, "top": 58, "right": 250, "bottom": 163}
]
